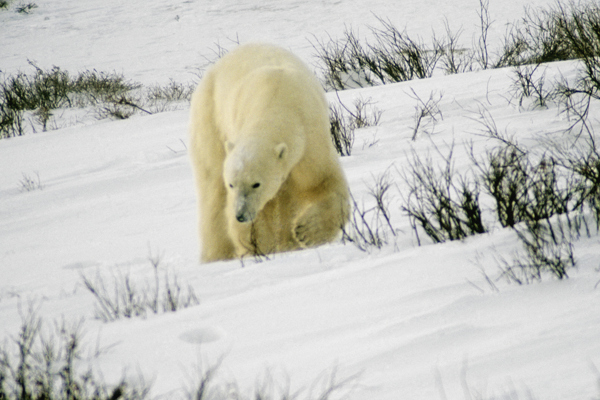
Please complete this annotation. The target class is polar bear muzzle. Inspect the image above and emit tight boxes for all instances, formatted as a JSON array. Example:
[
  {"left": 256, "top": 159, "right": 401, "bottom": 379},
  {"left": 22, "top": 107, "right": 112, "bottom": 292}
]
[{"left": 235, "top": 200, "right": 254, "bottom": 223}]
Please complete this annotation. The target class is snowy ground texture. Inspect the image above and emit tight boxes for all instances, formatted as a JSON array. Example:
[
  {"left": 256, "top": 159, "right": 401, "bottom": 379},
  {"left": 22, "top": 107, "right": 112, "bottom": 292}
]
[{"left": 2, "top": 0, "right": 600, "bottom": 399}]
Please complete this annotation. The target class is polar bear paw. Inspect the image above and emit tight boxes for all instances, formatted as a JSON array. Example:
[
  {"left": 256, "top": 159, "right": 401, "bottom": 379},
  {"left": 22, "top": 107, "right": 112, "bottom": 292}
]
[
  {"left": 293, "top": 207, "right": 328, "bottom": 247},
  {"left": 294, "top": 222, "right": 315, "bottom": 247}
]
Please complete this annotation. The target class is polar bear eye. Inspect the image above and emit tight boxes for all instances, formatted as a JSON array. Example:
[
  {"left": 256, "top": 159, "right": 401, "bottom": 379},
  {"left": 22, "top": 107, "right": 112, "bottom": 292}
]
[
  {"left": 228, "top": 184, "right": 234, "bottom": 188},
  {"left": 252, "top": 183, "right": 261, "bottom": 189}
]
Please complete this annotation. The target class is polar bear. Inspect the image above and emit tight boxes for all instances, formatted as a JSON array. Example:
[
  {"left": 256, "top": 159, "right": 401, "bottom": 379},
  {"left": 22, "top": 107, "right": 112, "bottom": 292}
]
[{"left": 189, "top": 43, "right": 350, "bottom": 262}]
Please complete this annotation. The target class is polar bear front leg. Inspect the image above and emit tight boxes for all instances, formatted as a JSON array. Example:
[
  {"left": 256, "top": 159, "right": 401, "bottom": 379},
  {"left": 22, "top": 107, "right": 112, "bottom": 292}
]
[{"left": 198, "top": 179, "right": 237, "bottom": 262}]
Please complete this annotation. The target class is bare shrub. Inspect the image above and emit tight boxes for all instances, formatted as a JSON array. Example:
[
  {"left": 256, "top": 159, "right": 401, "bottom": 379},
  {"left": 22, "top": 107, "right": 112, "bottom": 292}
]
[
  {"left": 81, "top": 255, "right": 199, "bottom": 322},
  {"left": 408, "top": 89, "right": 443, "bottom": 140},
  {"left": 435, "top": 20, "right": 475, "bottom": 74},
  {"left": 368, "top": 170, "right": 396, "bottom": 235},
  {"left": 186, "top": 360, "right": 357, "bottom": 400},
  {"left": 510, "top": 64, "right": 554, "bottom": 108},
  {"left": 19, "top": 171, "right": 43, "bottom": 192},
  {"left": 368, "top": 16, "right": 441, "bottom": 82},
  {"left": 146, "top": 80, "right": 194, "bottom": 102},
  {"left": 312, "top": 28, "right": 375, "bottom": 90},
  {"left": 476, "top": 142, "right": 574, "bottom": 229},
  {"left": 329, "top": 96, "right": 381, "bottom": 156},
  {"left": 558, "top": 133, "right": 600, "bottom": 229},
  {"left": 329, "top": 103, "right": 355, "bottom": 157},
  {"left": 313, "top": 19, "right": 441, "bottom": 90},
  {"left": 342, "top": 192, "right": 388, "bottom": 251},
  {"left": 475, "top": 0, "right": 493, "bottom": 69},
  {"left": 400, "top": 147, "right": 486, "bottom": 245},
  {"left": 342, "top": 171, "right": 397, "bottom": 251},
  {"left": 498, "top": 216, "right": 576, "bottom": 283},
  {"left": 0, "top": 304, "right": 149, "bottom": 400},
  {"left": 15, "top": 2, "right": 37, "bottom": 13}
]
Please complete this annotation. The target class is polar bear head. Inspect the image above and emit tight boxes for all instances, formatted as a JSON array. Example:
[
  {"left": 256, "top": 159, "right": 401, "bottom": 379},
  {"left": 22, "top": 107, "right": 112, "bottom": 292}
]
[{"left": 223, "top": 139, "right": 289, "bottom": 223}]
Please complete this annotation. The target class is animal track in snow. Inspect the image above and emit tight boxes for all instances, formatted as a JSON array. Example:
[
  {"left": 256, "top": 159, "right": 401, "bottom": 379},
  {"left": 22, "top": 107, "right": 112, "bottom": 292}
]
[{"left": 179, "top": 326, "right": 223, "bottom": 344}]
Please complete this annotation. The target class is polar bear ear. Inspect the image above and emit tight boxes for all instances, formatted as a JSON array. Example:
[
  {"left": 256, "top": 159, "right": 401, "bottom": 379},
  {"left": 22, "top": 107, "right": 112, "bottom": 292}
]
[
  {"left": 274, "top": 143, "right": 287, "bottom": 160},
  {"left": 225, "top": 141, "right": 235, "bottom": 154}
]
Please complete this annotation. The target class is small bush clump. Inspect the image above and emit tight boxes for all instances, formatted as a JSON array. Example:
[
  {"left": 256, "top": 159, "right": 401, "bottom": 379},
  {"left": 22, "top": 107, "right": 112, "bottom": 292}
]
[
  {"left": 510, "top": 64, "right": 555, "bottom": 108},
  {"left": 146, "top": 80, "right": 195, "bottom": 102},
  {"left": 187, "top": 362, "right": 356, "bottom": 400},
  {"left": 476, "top": 145, "right": 572, "bottom": 229},
  {"left": 401, "top": 148, "right": 486, "bottom": 245},
  {"left": 81, "top": 255, "right": 199, "bottom": 322},
  {"left": 0, "top": 63, "right": 139, "bottom": 138},
  {"left": 19, "top": 171, "right": 43, "bottom": 192},
  {"left": 342, "top": 171, "right": 397, "bottom": 251},
  {"left": 15, "top": 2, "right": 37, "bottom": 14},
  {"left": 0, "top": 63, "right": 194, "bottom": 139},
  {"left": 408, "top": 89, "right": 443, "bottom": 140},
  {"left": 571, "top": 153, "right": 600, "bottom": 226},
  {"left": 329, "top": 103, "right": 355, "bottom": 157},
  {"left": 493, "top": 213, "right": 578, "bottom": 284},
  {"left": 314, "top": 19, "right": 441, "bottom": 91},
  {"left": 329, "top": 96, "right": 381, "bottom": 156},
  {"left": 0, "top": 305, "right": 149, "bottom": 400}
]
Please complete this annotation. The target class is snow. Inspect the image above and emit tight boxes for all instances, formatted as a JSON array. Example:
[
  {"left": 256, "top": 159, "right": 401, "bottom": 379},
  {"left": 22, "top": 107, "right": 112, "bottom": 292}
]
[{"left": 2, "top": 0, "right": 600, "bottom": 399}]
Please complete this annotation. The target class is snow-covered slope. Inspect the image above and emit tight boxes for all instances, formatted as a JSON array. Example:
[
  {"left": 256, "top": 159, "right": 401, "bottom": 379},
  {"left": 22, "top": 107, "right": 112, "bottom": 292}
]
[{"left": 1, "top": 1, "right": 600, "bottom": 399}]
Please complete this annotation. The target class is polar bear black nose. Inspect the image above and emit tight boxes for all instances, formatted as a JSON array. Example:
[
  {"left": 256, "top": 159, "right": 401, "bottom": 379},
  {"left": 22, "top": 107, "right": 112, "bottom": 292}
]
[{"left": 236, "top": 213, "right": 247, "bottom": 223}]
